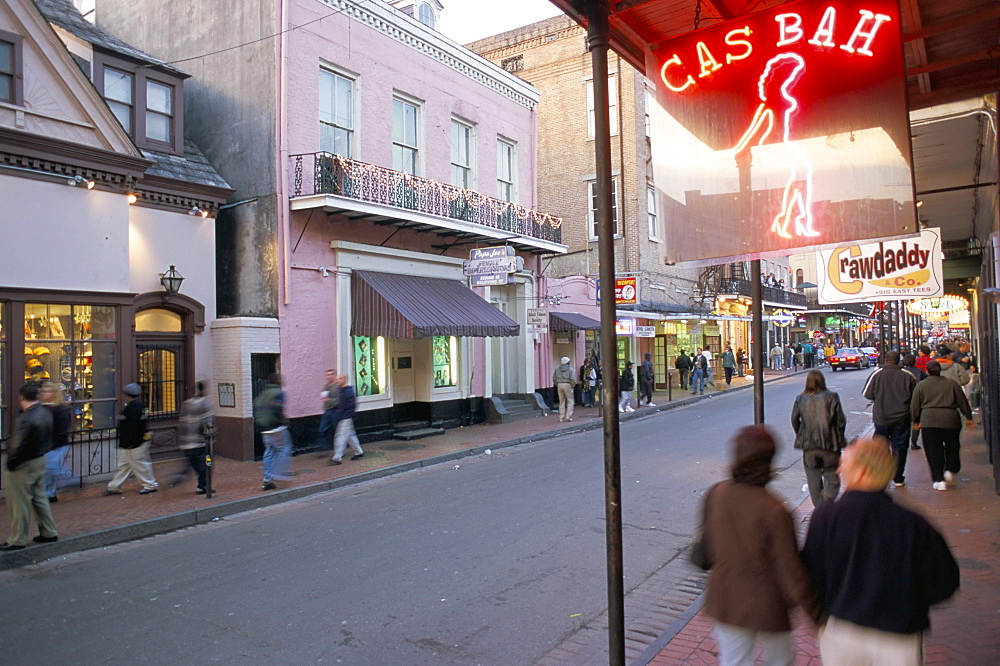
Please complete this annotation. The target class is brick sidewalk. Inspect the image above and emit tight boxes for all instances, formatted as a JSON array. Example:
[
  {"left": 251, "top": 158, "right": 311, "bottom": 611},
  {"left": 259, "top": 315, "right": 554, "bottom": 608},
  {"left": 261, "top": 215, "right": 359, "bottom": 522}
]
[{"left": 648, "top": 425, "right": 1000, "bottom": 665}]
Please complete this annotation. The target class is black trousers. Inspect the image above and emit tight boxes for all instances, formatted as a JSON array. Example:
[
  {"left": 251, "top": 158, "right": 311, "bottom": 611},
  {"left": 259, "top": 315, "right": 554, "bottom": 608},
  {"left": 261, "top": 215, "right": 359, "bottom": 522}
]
[
  {"left": 639, "top": 377, "right": 654, "bottom": 404},
  {"left": 874, "top": 419, "right": 910, "bottom": 484},
  {"left": 920, "top": 427, "right": 961, "bottom": 483},
  {"left": 174, "top": 446, "right": 208, "bottom": 490},
  {"left": 677, "top": 368, "right": 689, "bottom": 390},
  {"left": 723, "top": 367, "right": 734, "bottom": 385}
]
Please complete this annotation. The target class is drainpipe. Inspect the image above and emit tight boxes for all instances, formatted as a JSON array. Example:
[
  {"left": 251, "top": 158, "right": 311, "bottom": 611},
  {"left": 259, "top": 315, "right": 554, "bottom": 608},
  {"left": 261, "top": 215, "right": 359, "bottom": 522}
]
[{"left": 277, "top": 0, "right": 291, "bottom": 305}]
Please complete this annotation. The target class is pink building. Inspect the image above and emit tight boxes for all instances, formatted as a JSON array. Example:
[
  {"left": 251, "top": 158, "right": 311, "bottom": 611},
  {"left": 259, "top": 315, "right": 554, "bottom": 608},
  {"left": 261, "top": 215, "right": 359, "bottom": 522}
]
[{"left": 95, "top": 0, "right": 570, "bottom": 458}]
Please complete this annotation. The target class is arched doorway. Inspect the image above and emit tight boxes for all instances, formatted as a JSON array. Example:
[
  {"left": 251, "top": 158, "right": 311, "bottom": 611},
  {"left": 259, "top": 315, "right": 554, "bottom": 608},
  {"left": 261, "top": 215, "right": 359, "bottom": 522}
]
[{"left": 133, "top": 293, "right": 205, "bottom": 457}]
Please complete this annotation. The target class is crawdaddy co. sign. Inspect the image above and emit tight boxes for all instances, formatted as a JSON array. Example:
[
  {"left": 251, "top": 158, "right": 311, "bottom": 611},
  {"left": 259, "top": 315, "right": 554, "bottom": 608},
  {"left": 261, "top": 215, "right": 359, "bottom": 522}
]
[
  {"left": 816, "top": 228, "right": 944, "bottom": 304},
  {"left": 646, "top": 0, "right": 915, "bottom": 265}
]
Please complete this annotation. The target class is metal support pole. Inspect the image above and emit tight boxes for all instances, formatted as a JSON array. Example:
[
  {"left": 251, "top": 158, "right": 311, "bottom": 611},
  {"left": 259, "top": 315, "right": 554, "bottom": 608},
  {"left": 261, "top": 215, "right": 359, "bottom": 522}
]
[
  {"left": 204, "top": 422, "right": 215, "bottom": 500},
  {"left": 751, "top": 260, "right": 765, "bottom": 424},
  {"left": 668, "top": 370, "right": 673, "bottom": 402},
  {"left": 586, "top": 2, "right": 624, "bottom": 662}
]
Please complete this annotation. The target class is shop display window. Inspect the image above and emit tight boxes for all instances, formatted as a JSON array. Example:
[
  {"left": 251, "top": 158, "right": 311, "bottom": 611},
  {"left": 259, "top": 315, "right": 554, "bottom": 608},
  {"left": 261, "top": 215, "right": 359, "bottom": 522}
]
[
  {"left": 354, "top": 336, "right": 384, "bottom": 396},
  {"left": 432, "top": 336, "right": 457, "bottom": 388},
  {"left": 23, "top": 304, "right": 117, "bottom": 430}
]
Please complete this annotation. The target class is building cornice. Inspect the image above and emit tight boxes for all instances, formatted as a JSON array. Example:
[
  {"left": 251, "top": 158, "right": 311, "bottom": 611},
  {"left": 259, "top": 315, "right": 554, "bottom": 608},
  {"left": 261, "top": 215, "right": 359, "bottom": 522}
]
[
  {"left": 0, "top": 126, "right": 151, "bottom": 178},
  {"left": 316, "top": 0, "right": 540, "bottom": 109}
]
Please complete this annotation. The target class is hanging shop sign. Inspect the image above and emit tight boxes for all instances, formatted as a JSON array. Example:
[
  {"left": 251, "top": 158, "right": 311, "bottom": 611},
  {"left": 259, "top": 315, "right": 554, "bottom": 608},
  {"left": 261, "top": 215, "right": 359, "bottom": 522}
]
[
  {"left": 948, "top": 310, "right": 970, "bottom": 328},
  {"left": 465, "top": 246, "right": 521, "bottom": 287},
  {"left": 646, "top": 0, "right": 914, "bottom": 265},
  {"left": 771, "top": 310, "right": 794, "bottom": 327},
  {"left": 816, "top": 228, "right": 944, "bottom": 304},
  {"left": 527, "top": 308, "right": 548, "bottom": 334},
  {"left": 907, "top": 294, "right": 968, "bottom": 316},
  {"left": 615, "top": 319, "right": 635, "bottom": 335},
  {"left": 596, "top": 276, "right": 639, "bottom": 305}
]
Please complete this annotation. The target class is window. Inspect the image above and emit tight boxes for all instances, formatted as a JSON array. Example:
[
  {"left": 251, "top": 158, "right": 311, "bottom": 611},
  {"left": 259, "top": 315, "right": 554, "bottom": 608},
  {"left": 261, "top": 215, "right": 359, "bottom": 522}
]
[
  {"left": 795, "top": 269, "right": 804, "bottom": 287},
  {"left": 417, "top": 2, "right": 436, "bottom": 29},
  {"left": 496, "top": 138, "right": 515, "bottom": 202},
  {"left": 588, "top": 178, "right": 619, "bottom": 239},
  {"left": 647, "top": 185, "right": 658, "bottom": 241},
  {"left": 450, "top": 119, "right": 473, "bottom": 188},
  {"left": 644, "top": 87, "right": 651, "bottom": 137},
  {"left": 0, "top": 32, "right": 23, "bottom": 106},
  {"left": 320, "top": 67, "right": 355, "bottom": 156},
  {"left": 104, "top": 67, "right": 134, "bottom": 134},
  {"left": 354, "top": 336, "right": 384, "bottom": 396},
  {"left": 393, "top": 96, "right": 419, "bottom": 175},
  {"left": 586, "top": 75, "right": 618, "bottom": 139},
  {"left": 145, "top": 80, "right": 173, "bottom": 143},
  {"left": 432, "top": 336, "right": 457, "bottom": 387}
]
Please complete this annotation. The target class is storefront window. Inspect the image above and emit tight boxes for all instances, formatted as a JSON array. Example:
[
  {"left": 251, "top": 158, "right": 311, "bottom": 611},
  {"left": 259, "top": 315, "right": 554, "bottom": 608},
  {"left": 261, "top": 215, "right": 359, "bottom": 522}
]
[
  {"left": 354, "top": 336, "right": 384, "bottom": 396},
  {"left": 24, "top": 304, "right": 117, "bottom": 430},
  {"left": 432, "top": 336, "right": 457, "bottom": 387}
]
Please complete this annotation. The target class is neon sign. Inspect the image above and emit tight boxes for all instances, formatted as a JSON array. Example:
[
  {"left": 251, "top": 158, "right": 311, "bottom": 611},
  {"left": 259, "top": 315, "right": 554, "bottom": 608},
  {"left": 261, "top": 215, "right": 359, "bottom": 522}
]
[{"left": 646, "top": 0, "right": 913, "bottom": 265}]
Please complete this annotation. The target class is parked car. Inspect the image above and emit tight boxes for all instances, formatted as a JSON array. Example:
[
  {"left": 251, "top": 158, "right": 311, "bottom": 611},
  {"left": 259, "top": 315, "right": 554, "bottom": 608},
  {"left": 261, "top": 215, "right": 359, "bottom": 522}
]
[
  {"left": 859, "top": 347, "right": 880, "bottom": 365},
  {"left": 829, "top": 347, "right": 871, "bottom": 371}
]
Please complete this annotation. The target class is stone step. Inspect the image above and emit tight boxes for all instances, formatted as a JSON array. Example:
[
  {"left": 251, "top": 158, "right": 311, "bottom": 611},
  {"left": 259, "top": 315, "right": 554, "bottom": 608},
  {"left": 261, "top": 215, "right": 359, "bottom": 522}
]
[
  {"left": 393, "top": 420, "right": 430, "bottom": 433},
  {"left": 392, "top": 427, "right": 445, "bottom": 441}
]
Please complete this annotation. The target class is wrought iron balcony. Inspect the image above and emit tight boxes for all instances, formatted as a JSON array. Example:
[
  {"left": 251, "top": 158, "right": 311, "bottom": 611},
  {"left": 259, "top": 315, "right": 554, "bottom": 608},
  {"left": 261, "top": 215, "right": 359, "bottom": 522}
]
[
  {"left": 806, "top": 299, "right": 872, "bottom": 316},
  {"left": 712, "top": 277, "right": 808, "bottom": 308},
  {"left": 291, "top": 153, "right": 562, "bottom": 247}
]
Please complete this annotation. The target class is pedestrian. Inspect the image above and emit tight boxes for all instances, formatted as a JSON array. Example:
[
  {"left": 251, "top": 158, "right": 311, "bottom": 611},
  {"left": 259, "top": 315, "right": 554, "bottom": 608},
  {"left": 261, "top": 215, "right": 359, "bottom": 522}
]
[
  {"left": 901, "top": 353, "right": 927, "bottom": 451},
  {"left": 862, "top": 351, "right": 916, "bottom": 487},
  {"left": 702, "top": 348, "right": 716, "bottom": 387},
  {"left": 691, "top": 352, "right": 708, "bottom": 395},
  {"left": 932, "top": 344, "right": 970, "bottom": 387},
  {"left": 675, "top": 349, "right": 692, "bottom": 390},
  {"left": 315, "top": 369, "right": 340, "bottom": 454},
  {"left": 769, "top": 343, "right": 783, "bottom": 371},
  {"left": 254, "top": 373, "right": 291, "bottom": 491},
  {"left": 791, "top": 370, "right": 846, "bottom": 506},
  {"left": 721, "top": 346, "right": 736, "bottom": 386},
  {"left": 911, "top": 360, "right": 974, "bottom": 491},
  {"left": 172, "top": 380, "right": 213, "bottom": 494},
  {"left": 1, "top": 384, "right": 59, "bottom": 550},
  {"left": 951, "top": 342, "right": 972, "bottom": 370},
  {"left": 783, "top": 344, "right": 794, "bottom": 371},
  {"left": 579, "top": 358, "right": 597, "bottom": 407},
  {"left": 618, "top": 361, "right": 635, "bottom": 413},
  {"left": 802, "top": 437, "right": 960, "bottom": 664},
  {"left": 914, "top": 345, "right": 932, "bottom": 372},
  {"left": 101, "top": 383, "right": 159, "bottom": 495},
  {"left": 698, "top": 425, "right": 819, "bottom": 664},
  {"left": 736, "top": 347, "right": 746, "bottom": 377},
  {"left": 553, "top": 356, "right": 577, "bottom": 422},
  {"left": 328, "top": 374, "right": 365, "bottom": 465},
  {"left": 40, "top": 382, "right": 72, "bottom": 503},
  {"left": 639, "top": 352, "right": 656, "bottom": 406}
]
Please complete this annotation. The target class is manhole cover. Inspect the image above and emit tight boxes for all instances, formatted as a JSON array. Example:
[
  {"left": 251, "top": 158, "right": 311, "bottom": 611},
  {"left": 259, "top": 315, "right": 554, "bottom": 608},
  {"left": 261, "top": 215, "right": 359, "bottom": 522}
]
[
  {"left": 380, "top": 442, "right": 427, "bottom": 451},
  {"left": 956, "top": 557, "right": 989, "bottom": 570}
]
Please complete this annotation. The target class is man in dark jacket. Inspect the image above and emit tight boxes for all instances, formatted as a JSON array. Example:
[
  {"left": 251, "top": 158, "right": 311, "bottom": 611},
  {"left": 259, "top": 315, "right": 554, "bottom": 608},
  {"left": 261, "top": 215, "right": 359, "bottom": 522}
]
[
  {"left": 802, "top": 437, "right": 959, "bottom": 663},
  {"left": 2, "top": 384, "right": 58, "bottom": 550},
  {"left": 255, "top": 374, "right": 290, "bottom": 491},
  {"left": 102, "top": 383, "right": 158, "bottom": 495},
  {"left": 901, "top": 353, "right": 927, "bottom": 451},
  {"left": 328, "top": 374, "right": 364, "bottom": 465},
  {"left": 639, "top": 353, "right": 656, "bottom": 407},
  {"left": 862, "top": 351, "right": 916, "bottom": 486},
  {"left": 674, "top": 350, "right": 691, "bottom": 390}
]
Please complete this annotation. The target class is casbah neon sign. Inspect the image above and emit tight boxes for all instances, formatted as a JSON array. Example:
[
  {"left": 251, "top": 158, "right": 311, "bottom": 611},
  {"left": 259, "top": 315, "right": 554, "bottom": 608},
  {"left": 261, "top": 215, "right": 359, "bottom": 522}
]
[{"left": 649, "top": 0, "right": 904, "bottom": 242}]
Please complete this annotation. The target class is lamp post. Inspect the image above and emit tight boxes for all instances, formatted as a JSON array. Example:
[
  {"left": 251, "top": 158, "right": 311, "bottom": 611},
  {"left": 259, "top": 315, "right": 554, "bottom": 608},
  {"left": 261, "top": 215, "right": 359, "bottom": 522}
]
[{"left": 160, "top": 265, "right": 184, "bottom": 295}]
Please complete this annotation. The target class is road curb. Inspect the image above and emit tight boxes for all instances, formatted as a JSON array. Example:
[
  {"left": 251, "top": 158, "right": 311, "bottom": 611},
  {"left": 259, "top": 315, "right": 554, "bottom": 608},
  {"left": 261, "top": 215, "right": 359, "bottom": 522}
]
[{"left": 0, "top": 369, "right": 812, "bottom": 571}]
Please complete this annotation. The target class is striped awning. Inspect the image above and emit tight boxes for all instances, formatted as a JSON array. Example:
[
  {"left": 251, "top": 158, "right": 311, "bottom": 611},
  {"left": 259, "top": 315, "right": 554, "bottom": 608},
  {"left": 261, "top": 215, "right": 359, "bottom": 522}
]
[
  {"left": 351, "top": 270, "right": 520, "bottom": 339},
  {"left": 549, "top": 311, "right": 602, "bottom": 331}
]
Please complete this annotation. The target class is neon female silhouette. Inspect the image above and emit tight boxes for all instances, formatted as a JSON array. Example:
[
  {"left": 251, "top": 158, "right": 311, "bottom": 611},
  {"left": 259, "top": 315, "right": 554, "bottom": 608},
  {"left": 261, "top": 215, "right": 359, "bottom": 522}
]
[{"left": 733, "top": 53, "right": 819, "bottom": 239}]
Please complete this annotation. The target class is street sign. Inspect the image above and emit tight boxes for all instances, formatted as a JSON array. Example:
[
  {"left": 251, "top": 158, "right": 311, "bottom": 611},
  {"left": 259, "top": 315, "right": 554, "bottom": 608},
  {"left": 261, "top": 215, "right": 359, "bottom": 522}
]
[
  {"left": 527, "top": 308, "right": 548, "bottom": 333},
  {"left": 635, "top": 325, "right": 656, "bottom": 338}
]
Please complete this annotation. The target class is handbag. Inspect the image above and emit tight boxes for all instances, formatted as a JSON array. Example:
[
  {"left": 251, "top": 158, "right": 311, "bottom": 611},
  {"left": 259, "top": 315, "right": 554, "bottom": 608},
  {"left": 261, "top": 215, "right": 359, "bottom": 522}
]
[{"left": 689, "top": 484, "right": 717, "bottom": 570}]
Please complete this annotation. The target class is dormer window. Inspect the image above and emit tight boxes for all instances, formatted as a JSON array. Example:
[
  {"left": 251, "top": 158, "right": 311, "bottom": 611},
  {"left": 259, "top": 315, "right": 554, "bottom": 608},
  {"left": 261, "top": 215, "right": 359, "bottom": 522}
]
[
  {"left": 417, "top": 3, "right": 436, "bottom": 29},
  {"left": 94, "top": 53, "right": 183, "bottom": 155}
]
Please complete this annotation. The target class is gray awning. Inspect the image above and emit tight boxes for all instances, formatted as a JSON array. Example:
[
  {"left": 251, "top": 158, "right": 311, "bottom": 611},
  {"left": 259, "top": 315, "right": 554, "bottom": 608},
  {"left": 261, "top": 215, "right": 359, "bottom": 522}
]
[
  {"left": 351, "top": 270, "right": 520, "bottom": 339},
  {"left": 550, "top": 311, "right": 601, "bottom": 331}
]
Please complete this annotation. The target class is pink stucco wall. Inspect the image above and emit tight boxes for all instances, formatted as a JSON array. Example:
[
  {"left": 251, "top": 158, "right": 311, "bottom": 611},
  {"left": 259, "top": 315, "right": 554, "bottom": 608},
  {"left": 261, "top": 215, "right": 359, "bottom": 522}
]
[{"left": 534, "top": 275, "right": 601, "bottom": 388}]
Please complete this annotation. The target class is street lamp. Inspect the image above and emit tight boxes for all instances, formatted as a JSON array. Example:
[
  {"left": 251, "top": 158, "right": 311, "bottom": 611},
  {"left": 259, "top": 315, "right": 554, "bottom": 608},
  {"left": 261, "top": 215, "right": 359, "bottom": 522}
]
[{"left": 160, "top": 265, "right": 184, "bottom": 294}]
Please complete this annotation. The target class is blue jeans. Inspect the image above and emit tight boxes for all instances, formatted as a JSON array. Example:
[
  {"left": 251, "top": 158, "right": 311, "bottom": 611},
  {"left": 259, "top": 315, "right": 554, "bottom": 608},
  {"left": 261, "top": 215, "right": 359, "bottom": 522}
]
[
  {"left": 44, "top": 446, "right": 72, "bottom": 497},
  {"left": 262, "top": 426, "right": 291, "bottom": 482},
  {"left": 874, "top": 419, "right": 910, "bottom": 484},
  {"left": 316, "top": 409, "right": 339, "bottom": 451},
  {"left": 691, "top": 369, "right": 705, "bottom": 394}
]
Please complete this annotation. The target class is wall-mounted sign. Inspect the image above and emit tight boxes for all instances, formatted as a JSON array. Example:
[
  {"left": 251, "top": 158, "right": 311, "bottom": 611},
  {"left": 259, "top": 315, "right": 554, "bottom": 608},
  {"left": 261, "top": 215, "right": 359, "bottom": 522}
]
[
  {"left": 596, "top": 276, "right": 639, "bottom": 305},
  {"left": 647, "top": 0, "right": 914, "bottom": 265},
  {"left": 635, "top": 325, "right": 656, "bottom": 338},
  {"left": 816, "top": 228, "right": 944, "bottom": 304},
  {"left": 527, "top": 308, "right": 548, "bottom": 334},
  {"left": 949, "top": 310, "right": 970, "bottom": 328},
  {"left": 615, "top": 319, "right": 635, "bottom": 335},
  {"left": 470, "top": 273, "right": 514, "bottom": 287},
  {"left": 907, "top": 294, "right": 969, "bottom": 315},
  {"left": 772, "top": 309, "right": 794, "bottom": 327}
]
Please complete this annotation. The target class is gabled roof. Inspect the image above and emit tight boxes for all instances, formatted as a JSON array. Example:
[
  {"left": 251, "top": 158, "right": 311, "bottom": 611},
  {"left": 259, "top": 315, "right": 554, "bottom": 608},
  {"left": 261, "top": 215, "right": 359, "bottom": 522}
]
[{"left": 33, "top": 0, "right": 187, "bottom": 76}]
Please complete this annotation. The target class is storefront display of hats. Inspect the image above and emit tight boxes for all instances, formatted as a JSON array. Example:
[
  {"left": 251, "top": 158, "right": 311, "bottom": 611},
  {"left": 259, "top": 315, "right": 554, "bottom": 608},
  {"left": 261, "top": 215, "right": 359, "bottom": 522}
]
[{"left": 24, "top": 345, "right": 53, "bottom": 381}]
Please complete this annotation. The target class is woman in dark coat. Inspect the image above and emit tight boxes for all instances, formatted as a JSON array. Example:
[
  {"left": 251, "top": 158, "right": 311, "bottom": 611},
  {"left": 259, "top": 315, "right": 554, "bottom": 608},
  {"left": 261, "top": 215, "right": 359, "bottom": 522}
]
[
  {"left": 700, "top": 425, "right": 818, "bottom": 665},
  {"left": 911, "top": 361, "right": 974, "bottom": 491},
  {"left": 791, "top": 370, "right": 847, "bottom": 506}
]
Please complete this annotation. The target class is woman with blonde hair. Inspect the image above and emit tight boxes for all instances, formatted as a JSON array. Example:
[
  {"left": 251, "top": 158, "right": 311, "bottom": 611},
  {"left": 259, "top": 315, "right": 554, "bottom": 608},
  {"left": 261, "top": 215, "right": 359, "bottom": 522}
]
[
  {"left": 40, "top": 382, "right": 72, "bottom": 502},
  {"left": 791, "top": 370, "right": 846, "bottom": 506}
]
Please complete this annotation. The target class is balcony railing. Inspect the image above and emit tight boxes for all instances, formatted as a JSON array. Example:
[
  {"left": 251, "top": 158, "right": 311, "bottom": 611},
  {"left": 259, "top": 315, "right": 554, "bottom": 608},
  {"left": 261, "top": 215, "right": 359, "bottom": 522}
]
[
  {"left": 291, "top": 153, "right": 562, "bottom": 245},
  {"left": 807, "top": 299, "right": 872, "bottom": 316},
  {"left": 713, "top": 277, "right": 808, "bottom": 308}
]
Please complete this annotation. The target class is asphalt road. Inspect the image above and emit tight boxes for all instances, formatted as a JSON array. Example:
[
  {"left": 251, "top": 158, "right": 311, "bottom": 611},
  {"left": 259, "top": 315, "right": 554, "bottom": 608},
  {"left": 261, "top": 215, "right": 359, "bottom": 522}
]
[{"left": 0, "top": 367, "right": 875, "bottom": 664}]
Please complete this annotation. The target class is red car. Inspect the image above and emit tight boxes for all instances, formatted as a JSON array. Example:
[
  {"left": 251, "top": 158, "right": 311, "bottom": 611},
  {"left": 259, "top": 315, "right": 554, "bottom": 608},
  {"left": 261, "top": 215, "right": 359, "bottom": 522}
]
[{"left": 829, "top": 347, "right": 871, "bottom": 371}]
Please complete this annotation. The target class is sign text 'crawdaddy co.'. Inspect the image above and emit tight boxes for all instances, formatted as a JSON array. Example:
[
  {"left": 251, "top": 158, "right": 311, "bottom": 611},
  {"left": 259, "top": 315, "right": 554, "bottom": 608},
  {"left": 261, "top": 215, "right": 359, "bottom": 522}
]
[{"left": 816, "top": 228, "right": 943, "bottom": 304}]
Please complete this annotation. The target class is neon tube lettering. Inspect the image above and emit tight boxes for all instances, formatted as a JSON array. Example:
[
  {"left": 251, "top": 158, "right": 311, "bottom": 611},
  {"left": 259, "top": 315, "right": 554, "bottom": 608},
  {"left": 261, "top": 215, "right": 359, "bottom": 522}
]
[
  {"left": 660, "top": 54, "right": 694, "bottom": 92},
  {"left": 696, "top": 41, "right": 723, "bottom": 77},
  {"left": 808, "top": 7, "right": 838, "bottom": 48},
  {"left": 774, "top": 13, "right": 803, "bottom": 47},
  {"left": 840, "top": 10, "right": 891, "bottom": 56},
  {"left": 724, "top": 27, "right": 753, "bottom": 63}
]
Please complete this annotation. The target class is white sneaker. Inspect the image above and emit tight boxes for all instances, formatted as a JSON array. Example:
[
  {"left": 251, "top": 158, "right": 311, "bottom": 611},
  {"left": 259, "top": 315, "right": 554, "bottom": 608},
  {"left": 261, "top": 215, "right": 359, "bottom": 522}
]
[
  {"left": 944, "top": 471, "right": 955, "bottom": 485},
  {"left": 626, "top": 407, "right": 635, "bottom": 412},
  {"left": 932, "top": 481, "right": 947, "bottom": 491},
  {"left": 647, "top": 402, "right": 656, "bottom": 407},
  {"left": 619, "top": 407, "right": 625, "bottom": 413}
]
